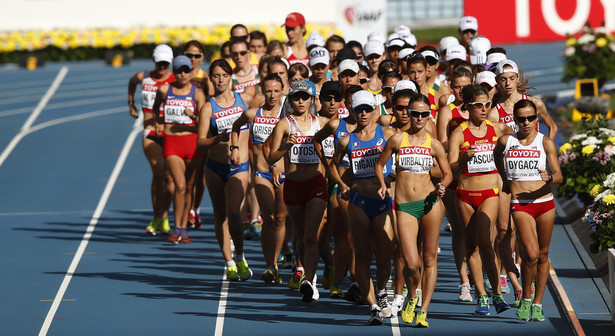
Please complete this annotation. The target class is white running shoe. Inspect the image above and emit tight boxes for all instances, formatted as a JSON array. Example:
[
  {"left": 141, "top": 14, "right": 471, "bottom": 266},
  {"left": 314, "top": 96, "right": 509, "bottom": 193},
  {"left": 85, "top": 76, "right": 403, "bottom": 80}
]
[
  {"left": 377, "top": 292, "right": 393, "bottom": 318},
  {"left": 458, "top": 283, "right": 473, "bottom": 302}
]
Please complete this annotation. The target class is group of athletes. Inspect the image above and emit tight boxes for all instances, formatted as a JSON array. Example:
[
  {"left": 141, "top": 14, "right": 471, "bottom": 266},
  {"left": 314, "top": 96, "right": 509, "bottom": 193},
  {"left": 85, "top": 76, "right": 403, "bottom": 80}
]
[{"left": 127, "top": 12, "right": 564, "bottom": 327}]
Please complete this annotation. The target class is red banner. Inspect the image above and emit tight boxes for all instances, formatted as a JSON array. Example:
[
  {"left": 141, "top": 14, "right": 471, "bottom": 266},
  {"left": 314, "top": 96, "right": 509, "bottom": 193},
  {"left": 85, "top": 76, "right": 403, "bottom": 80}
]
[{"left": 465, "top": 0, "right": 615, "bottom": 43}]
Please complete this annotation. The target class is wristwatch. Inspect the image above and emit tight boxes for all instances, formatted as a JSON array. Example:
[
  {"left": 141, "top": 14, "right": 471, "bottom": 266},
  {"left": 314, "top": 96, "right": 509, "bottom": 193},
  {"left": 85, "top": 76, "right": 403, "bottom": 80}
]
[{"left": 229, "top": 145, "right": 239, "bottom": 151}]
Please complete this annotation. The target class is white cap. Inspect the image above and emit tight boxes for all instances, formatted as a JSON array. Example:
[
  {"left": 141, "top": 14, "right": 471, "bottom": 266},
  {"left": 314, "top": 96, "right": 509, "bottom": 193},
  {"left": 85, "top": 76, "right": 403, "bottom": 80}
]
[
  {"left": 394, "top": 25, "right": 411, "bottom": 39},
  {"left": 469, "top": 36, "right": 491, "bottom": 65},
  {"left": 476, "top": 71, "right": 497, "bottom": 88},
  {"left": 367, "top": 31, "right": 386, "bottom": 45},
  {"left": 459, "top": 16, "right": 478, "bottom": 32},
  {"left": 387, "top": 38, "right": 405, "bottom": 49},
  {"left": 446, "top": 44, "right": 467, "bottom": 61},
  {"left": 153, "top": 44, "right": 173, "bottom": 63},
  {"left": 309, "top": 47, "right": 330, "bottom": 67},
  {"left": 404, "top": 33, "right": 417, "bottom": 47},
  {"left": 486, "top": 52, "right": 507, "bottom": 66},
  {"left": 394, "top": 80, "right": 418, "bottom": 93},
  {"left": 495, "top": 59, "right": 519, "bottom": 76},
  {"left": 439, "top": 36, "right": 460, "bottom": 55},
  {"left": 364, "top": 41, "right": 385, "bottom": 57},
  {"left": 351, "top": 90, "right": 376, "bottom": 110},
  {"left": 338, "top": 59, "right": 359, "bottom": 74},
  {"left": 421, "top": 50, "right": 439, "bottom": 61},
  {"left": 398, "top": 48, "right": 415, "bottom": 60},
  {"left": 306, "top": 33, "right": 325, "bottom": 49}
]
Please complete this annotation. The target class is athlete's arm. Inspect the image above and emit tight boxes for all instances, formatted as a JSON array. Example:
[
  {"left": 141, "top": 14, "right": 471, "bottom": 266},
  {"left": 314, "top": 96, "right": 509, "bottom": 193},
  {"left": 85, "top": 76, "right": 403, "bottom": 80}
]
[
  {"left": 128, "top": 71, "right": 144, "bottom": 118},
  {"left": 267, "top": 119, "right": 292, "bottom": 165},
  {"left": 532, "top": 97, "right": 558, "bottom": 140},
  {"left": 329, "top": 137, "right": 351, "bottom": 199},
  {"left": 375, "top": 133, "right": 400, "bottom": 199},
  {"left": 197, "top": 102, "right": 229, "bottom": 150}
]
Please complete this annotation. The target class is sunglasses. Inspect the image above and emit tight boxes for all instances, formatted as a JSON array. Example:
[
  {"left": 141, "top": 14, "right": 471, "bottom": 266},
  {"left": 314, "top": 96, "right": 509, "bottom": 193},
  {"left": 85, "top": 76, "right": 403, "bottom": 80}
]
[
  {"left": 409, "top": 110, "right": 431, "bottom": 118},
  {"left": 382, "top": 86, "right": 395, "bottom": 92},
  {"left": 231, "top": 50, "right": 250, "bottom": 56},
  {"left": 174, "top": 67, "right": 191, "bottom": 74},
  {"left": 394, "top": 104, "right": 408, "bottom": 111},
  {"left": 184, "top": 52, "right": 203, "bottom": 59},
  {"left": 290, "top": 92, "right": 312, "bottom": 101},
  {"left": 359, "top": 77, "right": 370, "bottom": 84},
  {"left": 514, "top": 115, "right": 538, "bottom": 123},
  {"left": 322, "top": 95, "right": 342, "bottom": 102},
  {"left": 426, "top": 57, "right": 438, "bottom": 66},
  {"left": 355, "top": 106, "right": 374, "bottom": 114},
  {"left": 468, "top": 101, "right": 492, "bottom": 109}
]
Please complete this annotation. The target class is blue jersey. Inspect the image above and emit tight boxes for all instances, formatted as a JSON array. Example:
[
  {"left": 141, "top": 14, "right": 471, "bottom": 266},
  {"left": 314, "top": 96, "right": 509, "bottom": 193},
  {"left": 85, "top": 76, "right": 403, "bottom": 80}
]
[
  {"left": 347, "top": 125, "right": 392, "bottom": 180},
  {"left": 209, "top": 91, "right": 248, "bottom": 136}
]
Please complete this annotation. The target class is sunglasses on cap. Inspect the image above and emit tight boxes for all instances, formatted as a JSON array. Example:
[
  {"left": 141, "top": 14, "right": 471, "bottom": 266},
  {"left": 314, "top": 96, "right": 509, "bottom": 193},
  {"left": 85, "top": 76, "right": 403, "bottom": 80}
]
[
  {"left": 184, "top": 52, "right": 203, "bottom": 59},
  {"left": 321, "top": 95, "right": 342, "bottom": 102},
  {"left": 409, "top": 109, "right": 431, "bottom": 118},
  {"left": 231, "top": 50, "right": 250, "bottom": 56},
  {"left": 174, "top": 67, "right": 191, "bottom": 74},
  {"left": 290, "top": 92, "right": 312, "bottom": 101},
  {"left": 468, "top": 101, "right": 492, "bottom": 109},
  {"left": 514, "top": 115, "right": 538, "bottom": 123}
]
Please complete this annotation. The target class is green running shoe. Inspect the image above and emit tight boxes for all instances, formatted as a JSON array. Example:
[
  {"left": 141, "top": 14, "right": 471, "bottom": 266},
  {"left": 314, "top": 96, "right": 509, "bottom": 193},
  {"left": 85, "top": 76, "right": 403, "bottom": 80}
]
[
  {"left": 145, "top": 218, "right": 160, "bottom": 235},
  {"left": 531, "top": 305, "right": 545, "bottom": 321},
  {"left": 401, "top": 297, "right": 417, "bottom": 324},
  {"left": 516, "top": 300, "right": 531, "bottom": 321},
  {"left": 226, "top": 266, "right": 239, "bottom": 281},
  {"left": 415, "top": 311, "right": 429, "bottom": 328},
  {"left": 236, "top": 259, "right": 253, "bottom": 281}
]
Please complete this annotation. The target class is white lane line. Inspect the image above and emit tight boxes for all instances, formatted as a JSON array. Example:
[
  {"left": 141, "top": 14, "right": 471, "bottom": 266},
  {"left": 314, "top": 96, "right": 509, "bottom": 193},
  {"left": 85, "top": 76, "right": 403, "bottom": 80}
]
[
  {"left": 391, "top": 315, "right": 401, "bottom": 336},
  {"left": 38, "top": 116, "right": 142, "bottom": 336},
  {"left": 214, "top": 241, "right": 235, "bottom": 336},
  {"left": 0, "top": 66, "right": 68, "bottom": 168}
]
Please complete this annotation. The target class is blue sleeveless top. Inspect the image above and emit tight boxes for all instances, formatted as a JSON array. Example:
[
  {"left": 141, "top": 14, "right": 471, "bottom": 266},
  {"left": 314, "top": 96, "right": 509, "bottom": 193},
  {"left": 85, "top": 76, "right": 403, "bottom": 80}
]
[
  {"left": 347, "top": 125, "right": 392, "bottom": 180},
  {"left": 209, "top": 91, "right": 249, "bottom": 136}
]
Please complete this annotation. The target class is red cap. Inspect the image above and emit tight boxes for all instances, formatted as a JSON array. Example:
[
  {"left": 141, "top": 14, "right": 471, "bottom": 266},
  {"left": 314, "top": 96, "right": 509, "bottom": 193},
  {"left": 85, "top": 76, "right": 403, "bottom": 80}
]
[{"left": 283, "top": 12, "right": 305, "bottom": 28}]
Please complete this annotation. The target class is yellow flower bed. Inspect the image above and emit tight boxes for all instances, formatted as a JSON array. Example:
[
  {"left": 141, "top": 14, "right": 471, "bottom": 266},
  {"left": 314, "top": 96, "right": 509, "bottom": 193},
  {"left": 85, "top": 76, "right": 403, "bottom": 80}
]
[{"left": 0, "top": 24, "right": 342, "bottom": 53}]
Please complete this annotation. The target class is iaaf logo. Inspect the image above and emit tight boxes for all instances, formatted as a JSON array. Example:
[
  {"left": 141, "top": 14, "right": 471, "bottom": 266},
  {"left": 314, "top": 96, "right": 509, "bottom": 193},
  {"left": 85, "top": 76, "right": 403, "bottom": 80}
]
[
  {"left": 399, "top": 146, "right": 431, "bottom": 156},
  {"left": 351, "top": 145, "right": 382, "bottom": 158},
  {"left": 214, "top": 106, "right": 244, "bottom": 118},
  {"left": 507, "top": 149, "right": 540, "bottom": 158},
  {"left": 344, "top": 6, "right": 383, "bottom": 25},
  {"left": 295, "top": 135, "right": 314, "bottom": 144},
  {"left": 254, "top": 116, "right": 278, "bottom": 125}
]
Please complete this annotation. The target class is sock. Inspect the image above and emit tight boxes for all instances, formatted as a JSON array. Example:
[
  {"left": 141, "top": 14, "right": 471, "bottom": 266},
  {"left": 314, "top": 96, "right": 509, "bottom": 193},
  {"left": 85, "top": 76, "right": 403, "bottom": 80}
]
[
  {"left": 377, "top": 288, "right": 387, "bottom": 296},
  {"left": 371, "top": 304, "right": 379, "bottom": 311},
  {"left": 351, "top": 281, "right": 358, "bottom": 287},
  {"left": 523, "top": 299, "right": 532, "bottom": 302},
  {"left": 226, "top": 260, "right": 236, "bottom": 268},
  {"left": 295, "top": 267, "right": 304, "bottom": 272},
  {"left": 531, "top": 304, "right": 542, "bottom": 308},
  {"left": 196, "top": 207, "right": 200, "bottom": 215},
  {"left": 189, "top": 209, "right": 195, "bottom": 216},
  {"left": 235, "top": 253, "right": 245, "bottom": 261}
]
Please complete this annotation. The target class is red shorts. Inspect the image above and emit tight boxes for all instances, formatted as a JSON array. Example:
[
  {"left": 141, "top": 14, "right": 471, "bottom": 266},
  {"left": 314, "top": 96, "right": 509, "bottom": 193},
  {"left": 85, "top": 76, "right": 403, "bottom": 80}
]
[
  {"left": 163, "top": 133, "right": 203, "bottom": 161},
  {"left": 511, "top": 197, "right": 555, "bottom": 218},
  {"left": 283, "top": 174, "right": 328, "bottom": 206},
  {"left": 456, "top": 188, "right": 499, "bottom": 210}
]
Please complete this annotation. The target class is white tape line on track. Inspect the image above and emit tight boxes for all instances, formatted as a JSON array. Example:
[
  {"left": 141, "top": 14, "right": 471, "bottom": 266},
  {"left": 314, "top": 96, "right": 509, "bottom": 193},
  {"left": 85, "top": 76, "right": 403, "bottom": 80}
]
[
  {"left": 214, "top": 240, "right": 235, "bottom": 336},
  {"left": 0, "top": 66, "right": 68, "bottom": 168},
  {"left": 38, "top": 116, "right": 142, "bottom": 336}
]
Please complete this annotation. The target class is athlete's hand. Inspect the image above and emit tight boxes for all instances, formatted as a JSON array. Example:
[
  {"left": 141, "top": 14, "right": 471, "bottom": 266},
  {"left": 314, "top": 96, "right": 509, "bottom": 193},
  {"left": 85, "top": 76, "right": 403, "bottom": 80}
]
[
  {"left": 435, "top": 182, "right": 446, "bottom": 198},
  {"left": 272, "top": 166, "right": 283, "bottom": 188},
  {"left": 282, "top": 133, "right": 297, "bottom": 150},
  {"left": 377, "top": 184, "right": 388, "bottom": 200},
  {"left": 340, "top": 185, "right": 351, "bottom": 201},
  {"left": 184, "top": 107, "right": 196, "bottom": 120},
  {"left": 538, "top": 169, "right": 550, "bottom": 182},
  {"left": 230, "top": 148, "right": 240, "bottom": 166},
  {"left": 129, "top": 103, "right": 138, "bottom": 118},
  {"left": 216, "top": 130, "right": 230, "bottom": 144},
  {"left": 465, "top": 145, "right": 477, "bottom": 159}
]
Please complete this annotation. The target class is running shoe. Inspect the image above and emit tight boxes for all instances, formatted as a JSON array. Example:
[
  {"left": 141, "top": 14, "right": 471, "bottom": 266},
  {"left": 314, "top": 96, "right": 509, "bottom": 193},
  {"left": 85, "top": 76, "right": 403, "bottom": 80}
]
[
  {"left": 160, "top": 217, "right": 171, "bottom": 234},
  {"left": 300, "top": 278, "right": 319, "bottom": 303},
  {"left": 226, "top": 266, "right": 239, "bottom": 281},
  {"left": 493, "top": 294, "right": 511, "bottom": 314},
  {"left": 180, "top": 230, "right": 192, "bottom": 244},
  {"left": 344, "top": 283, "right": 361, "bottom": 302},
  {"left": 475, "top": 294, "right": 490, "bottom": 316},
  {"left": 458, "top": 283, "right": 473, "bottom": 302},
  {"left": 530, "top": 282, "right": 536, "bottom": 300},
  {"left": 415, "top": 311, "right": 429, "bottom": 328},
  {"left": 484, "top": 275, "right": 492, "bottom": 292},
  {"left": 321, "top": 264, "right": 334, "bottom": 290},
  {"left": 512, "top": 289, "right": 523, "bottom": 308},
  {"left": 500, "top": 275, "right": 510, "bottom": 294},
  {"left": 145, "top": 218, "right": 160, "bottom": 235},
  {"left": 288, "top": 268, "right": 305, "bottom": 289},
  {"left": 391, "top": 294, "right": 405, "bottom": 316},
  {"left": 167, "top": 228, "right": 181, "bottom": 244},
  {"left": 530, "top": 305, "right": 545, "bottom": 321},
  {"left": 402, "top": 284, "right": 408, "bottom": 297},
  {"left": 368, "top": 307, "right": 384, "bottom": 326},
  {"left": 416, "top": 289, "right": 423, "bottom": 307},
  {"left": 330, "top": 283, "right": 343, "bottom": 298},
  {"left": 377, "top": 292, "right": 393, "bottom": 318},
  {"left": 516, "top": 300, "right": 531, "bottom": 321},
  {"left": 281, "top": 253, "right": 295, "bottom": 269},
  {"left": 249, "top": 221, "right": 262, "bottom": 239},
  {"left": 401, "top": 297, "right": 418, "bottom": 324},
  {"left": 236, "top": 259, "right": 253, "bottom": 281},
  {"left": 188, "top": 211, "right": 196, "bottom": 228},
  {"left": 261, "top": 266, "right": 282, "bottom": 284}
]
